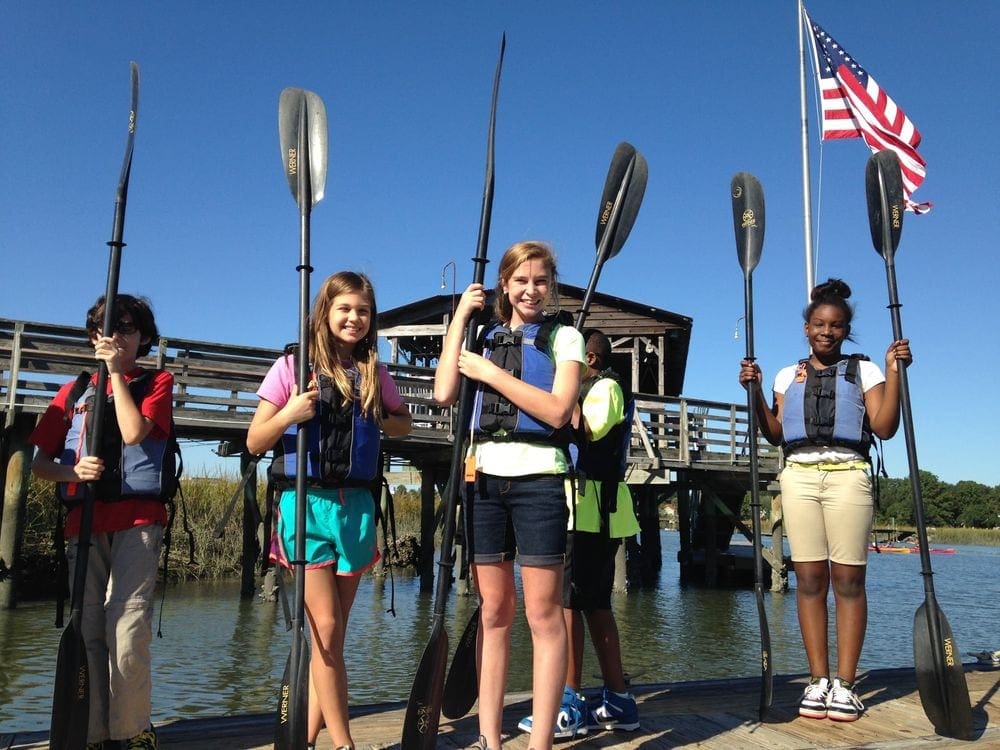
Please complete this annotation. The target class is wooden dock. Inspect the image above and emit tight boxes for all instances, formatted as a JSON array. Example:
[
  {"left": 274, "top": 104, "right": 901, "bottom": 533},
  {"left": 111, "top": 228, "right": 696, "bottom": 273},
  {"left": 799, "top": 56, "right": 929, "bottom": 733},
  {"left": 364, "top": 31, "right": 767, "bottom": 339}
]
[{"left": 4, "top": 665, "right": 997, "bottom": 749}]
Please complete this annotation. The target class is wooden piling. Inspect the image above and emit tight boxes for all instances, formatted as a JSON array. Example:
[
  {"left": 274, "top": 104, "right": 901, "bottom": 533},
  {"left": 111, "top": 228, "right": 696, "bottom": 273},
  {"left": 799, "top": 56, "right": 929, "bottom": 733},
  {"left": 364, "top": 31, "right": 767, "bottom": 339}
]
[{"left": 0, "top": 412, "right": 36, "bottom": 609}]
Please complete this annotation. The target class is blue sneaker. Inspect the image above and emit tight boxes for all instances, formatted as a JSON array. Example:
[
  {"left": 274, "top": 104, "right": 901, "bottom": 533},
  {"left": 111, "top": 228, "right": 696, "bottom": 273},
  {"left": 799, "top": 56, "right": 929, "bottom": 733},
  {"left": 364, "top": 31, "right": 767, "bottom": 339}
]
[
  {"left": 590, "top": 686, "right": 640, "bottom": 731},
  {"left": 517, "top": 686, "right": 589, "bottom": 739}
]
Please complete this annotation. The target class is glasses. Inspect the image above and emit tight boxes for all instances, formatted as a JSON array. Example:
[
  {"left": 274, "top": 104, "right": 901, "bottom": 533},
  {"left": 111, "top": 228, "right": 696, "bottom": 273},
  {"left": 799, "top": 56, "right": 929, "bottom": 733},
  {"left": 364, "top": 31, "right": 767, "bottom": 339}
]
[{"left": 113, "top": 319, "right": 138, "bottom": 335}]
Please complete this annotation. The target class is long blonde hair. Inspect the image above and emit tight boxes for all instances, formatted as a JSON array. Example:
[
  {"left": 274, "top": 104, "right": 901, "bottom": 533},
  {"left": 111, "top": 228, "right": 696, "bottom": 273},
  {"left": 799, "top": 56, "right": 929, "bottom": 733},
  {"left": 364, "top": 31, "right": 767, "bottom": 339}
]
[
  {"left": 493, "top": 241, "right": 559, "bottom": 323},
  {"left": 310, "top": 271, "right": 381, "bottom": 419}
]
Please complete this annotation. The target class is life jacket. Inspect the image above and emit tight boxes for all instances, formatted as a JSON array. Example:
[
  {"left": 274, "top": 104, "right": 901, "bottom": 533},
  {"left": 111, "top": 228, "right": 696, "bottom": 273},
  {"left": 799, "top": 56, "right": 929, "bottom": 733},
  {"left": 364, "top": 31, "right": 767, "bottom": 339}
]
[
  {"left": 57, "top": 369, "right": 180, "bottom": 507},
  {"left": 471, "top": 311, "right": 572, "bottom": 444},
  {"left": 781, "top": 354, "right": 872, "bottom": 457},
  {"left": 269, "top": 354, "right": 381, "bottom": 488}
]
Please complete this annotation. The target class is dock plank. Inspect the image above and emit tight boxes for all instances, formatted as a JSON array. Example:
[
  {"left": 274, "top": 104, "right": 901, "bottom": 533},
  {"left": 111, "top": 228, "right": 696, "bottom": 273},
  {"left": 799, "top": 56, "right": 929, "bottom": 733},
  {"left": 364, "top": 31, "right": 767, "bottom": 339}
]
[{"left": 2, "top": 665, "right": 996, "bottom": 749}]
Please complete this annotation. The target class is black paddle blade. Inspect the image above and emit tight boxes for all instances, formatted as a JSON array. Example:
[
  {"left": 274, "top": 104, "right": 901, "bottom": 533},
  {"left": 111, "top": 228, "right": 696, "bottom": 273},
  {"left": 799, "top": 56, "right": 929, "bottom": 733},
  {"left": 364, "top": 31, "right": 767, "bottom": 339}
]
[
  {"left": 274, "top": 637, "right": 310, "bottom": 749},
  {"left": 116, "top": 62, "right": 139, "bottom": 204},
  {"left": 756, "top": 588, "right": 773, "bottom": 719},
  {"left": 278, "top": 87, "right": 329, "bottom": 208},
  {"left": 49, "top": 623, "right": 89, "bottom": 750},
  {"left": 865, "top": 149, "right": 905, "bottom": 260},
  {"left": 402, "top": 624, "right": 448, "bottom": 749},
  {"left": 595, "top": 142, "right": 648, "bottom": 261},
  {"left": 731, "top": 172, "right": 765, "bottom": 275},
  {"left": 913, "top": 601, "right": 973, "bottom": 739},
  {"left": 442, "top": 606, "right": 480, "bottom": 719}
]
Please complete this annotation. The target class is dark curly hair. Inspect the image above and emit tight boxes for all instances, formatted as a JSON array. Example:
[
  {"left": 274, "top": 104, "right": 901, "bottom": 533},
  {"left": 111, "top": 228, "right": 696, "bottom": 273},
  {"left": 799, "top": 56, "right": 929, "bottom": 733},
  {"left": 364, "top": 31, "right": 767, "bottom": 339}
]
[
  {"left": 85, "top": 294, "right": 159, "bottom": 357},
  {"left": 803, "top": 278, "right": 855, "bottom": 342}
]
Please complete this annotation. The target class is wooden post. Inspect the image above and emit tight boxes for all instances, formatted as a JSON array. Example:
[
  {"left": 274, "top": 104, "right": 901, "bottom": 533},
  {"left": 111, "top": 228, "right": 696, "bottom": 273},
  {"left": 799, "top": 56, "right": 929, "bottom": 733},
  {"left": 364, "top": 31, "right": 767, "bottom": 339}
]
[
  {"left": 419, "top": 465, "right": 436, "bottom": 591},
  {"left": 0, "top": 412, "right": 36, "bottom": 609},
  {"left": 704, "top": 490, "right": 718, "bottom": 587},
  {"left": 770, "top": 492, "right": 787, "bottom": 593},
  {"left": 636, "top": 486, "right": 661, "bottom": 586},
  {"left": 239, "top": 451, "right": 259, "bottom": 600},
  {"left": 677, "top": 481, "right": 691, "bottom": 583}
]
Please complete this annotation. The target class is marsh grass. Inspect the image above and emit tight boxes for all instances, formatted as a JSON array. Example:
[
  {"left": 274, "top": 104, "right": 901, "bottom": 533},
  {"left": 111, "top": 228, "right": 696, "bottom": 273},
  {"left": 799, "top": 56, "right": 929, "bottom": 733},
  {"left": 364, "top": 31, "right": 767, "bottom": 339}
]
[{"left": 20, "top": 472, "right": 428, "bottom": 594}]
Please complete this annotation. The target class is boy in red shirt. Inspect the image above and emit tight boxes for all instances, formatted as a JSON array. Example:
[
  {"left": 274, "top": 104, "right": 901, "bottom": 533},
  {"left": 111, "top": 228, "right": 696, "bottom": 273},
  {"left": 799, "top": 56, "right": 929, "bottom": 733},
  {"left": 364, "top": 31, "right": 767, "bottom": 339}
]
[{"left": 31, "top": 294, "right": 172, "bottom": 750}]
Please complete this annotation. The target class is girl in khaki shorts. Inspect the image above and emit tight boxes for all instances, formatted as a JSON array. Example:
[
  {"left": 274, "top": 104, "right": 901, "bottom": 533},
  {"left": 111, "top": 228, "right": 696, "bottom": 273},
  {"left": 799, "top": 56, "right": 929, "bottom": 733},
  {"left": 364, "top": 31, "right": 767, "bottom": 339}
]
[{"left": 739, "top": 278, "right": 911, "bottom": 723}]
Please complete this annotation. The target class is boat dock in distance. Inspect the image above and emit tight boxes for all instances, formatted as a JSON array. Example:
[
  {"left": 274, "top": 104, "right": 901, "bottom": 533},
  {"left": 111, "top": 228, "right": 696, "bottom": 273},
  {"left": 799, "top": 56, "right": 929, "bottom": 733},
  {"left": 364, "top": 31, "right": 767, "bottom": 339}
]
[{"left": 4, "top": 664, "right": 997, "bottom": 749}]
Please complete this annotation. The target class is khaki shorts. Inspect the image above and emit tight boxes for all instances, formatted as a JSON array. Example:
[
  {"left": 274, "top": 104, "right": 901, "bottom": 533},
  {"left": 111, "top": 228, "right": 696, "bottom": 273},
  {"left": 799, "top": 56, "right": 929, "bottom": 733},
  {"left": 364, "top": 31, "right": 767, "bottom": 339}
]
[{"left": 779, "top": 462, "right": 873, "bottom": 566}]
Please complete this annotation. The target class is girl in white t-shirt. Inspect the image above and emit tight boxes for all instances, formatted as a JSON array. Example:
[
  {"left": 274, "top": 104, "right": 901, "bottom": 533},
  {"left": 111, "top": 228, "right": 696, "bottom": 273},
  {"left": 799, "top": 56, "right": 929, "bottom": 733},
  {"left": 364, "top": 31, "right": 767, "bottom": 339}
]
[
  {"left": 739, "top": 278, "right": 911, "bottom": 723},
  {"left": 435, "top": 241, "right": 585, "bottom": 750}
]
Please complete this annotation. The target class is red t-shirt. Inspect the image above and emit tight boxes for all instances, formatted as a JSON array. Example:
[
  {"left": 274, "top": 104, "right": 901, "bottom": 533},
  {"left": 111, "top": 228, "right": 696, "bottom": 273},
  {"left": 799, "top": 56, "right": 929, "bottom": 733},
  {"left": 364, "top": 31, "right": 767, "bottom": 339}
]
[{"left": 30, "top": 368, "right": 174, "bottom": 536}]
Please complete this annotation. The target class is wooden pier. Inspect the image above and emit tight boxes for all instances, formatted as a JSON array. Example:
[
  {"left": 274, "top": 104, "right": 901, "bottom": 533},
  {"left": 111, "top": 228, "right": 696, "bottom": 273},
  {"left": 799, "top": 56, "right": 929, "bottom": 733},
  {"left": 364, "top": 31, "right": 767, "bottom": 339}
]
[
  {"left": 3, "top": 664, "right": 997, "bottom": 748},
  {"left": 2, "top": 295, "right": 786, "bottom": 603}
]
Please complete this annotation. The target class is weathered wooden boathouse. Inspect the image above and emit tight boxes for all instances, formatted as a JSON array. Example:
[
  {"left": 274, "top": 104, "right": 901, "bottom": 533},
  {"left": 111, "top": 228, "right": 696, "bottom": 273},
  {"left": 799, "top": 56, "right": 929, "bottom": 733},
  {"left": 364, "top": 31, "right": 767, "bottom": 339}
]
[{"left": 0, "top": 286, "right": 785, "bottom": 607}]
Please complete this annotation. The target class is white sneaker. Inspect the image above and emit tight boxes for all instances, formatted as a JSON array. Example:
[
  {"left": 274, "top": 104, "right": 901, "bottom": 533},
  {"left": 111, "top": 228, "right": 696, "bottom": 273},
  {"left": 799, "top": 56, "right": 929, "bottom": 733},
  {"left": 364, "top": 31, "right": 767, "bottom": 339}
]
[
  {"left": 798, "top": 676, "right": 831, "bottom": 719},
  {"left": 827, "top": 677, "right": 864, "bottom": 721}
]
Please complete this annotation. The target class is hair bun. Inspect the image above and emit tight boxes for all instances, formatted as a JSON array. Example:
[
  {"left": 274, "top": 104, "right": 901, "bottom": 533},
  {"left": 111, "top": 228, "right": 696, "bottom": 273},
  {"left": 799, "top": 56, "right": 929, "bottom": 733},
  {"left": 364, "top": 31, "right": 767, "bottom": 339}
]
[{"left": 811, "top": 277, "right": 852, "bottom": 302}]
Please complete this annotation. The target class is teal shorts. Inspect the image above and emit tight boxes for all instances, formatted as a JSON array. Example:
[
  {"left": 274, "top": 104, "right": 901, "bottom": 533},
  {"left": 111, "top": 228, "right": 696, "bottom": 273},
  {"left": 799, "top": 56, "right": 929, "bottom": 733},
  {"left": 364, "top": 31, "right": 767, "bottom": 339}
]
[{"left": 271, "top": 486, "right": 379, "bottom": 575}]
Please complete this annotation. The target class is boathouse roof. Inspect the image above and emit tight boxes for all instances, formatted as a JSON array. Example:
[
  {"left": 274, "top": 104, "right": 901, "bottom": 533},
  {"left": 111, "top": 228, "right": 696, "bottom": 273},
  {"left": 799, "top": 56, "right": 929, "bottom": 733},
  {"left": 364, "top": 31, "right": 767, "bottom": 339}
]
[{"left": 379, "top": 283, "right": 693, "bottom": 397}]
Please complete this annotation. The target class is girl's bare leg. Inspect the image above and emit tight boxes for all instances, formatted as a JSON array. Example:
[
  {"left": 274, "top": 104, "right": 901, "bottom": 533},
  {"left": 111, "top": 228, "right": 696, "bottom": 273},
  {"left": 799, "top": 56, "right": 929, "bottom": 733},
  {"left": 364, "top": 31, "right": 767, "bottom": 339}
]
[
  {"left": 521, "top": 563, "right": 567, "bottom": 750},
  {"left": 473, "top": 561, "right": 516, "bottom": 750}
]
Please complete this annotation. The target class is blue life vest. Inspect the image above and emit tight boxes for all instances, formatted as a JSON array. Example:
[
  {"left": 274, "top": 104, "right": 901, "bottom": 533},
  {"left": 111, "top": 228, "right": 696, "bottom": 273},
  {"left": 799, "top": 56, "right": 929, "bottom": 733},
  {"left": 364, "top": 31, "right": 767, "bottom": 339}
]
[
  {"left": 471, "top": 312, "right": 570, "bottom": 443},
  {"left": 781, "top": 355, "right": 871, "bottom": 457},
  {"left": 270, "top": 363, "right": 381, "bottom": 488},
  {"left": 58, "top": 370, "right": 178, "bottom": 507}
]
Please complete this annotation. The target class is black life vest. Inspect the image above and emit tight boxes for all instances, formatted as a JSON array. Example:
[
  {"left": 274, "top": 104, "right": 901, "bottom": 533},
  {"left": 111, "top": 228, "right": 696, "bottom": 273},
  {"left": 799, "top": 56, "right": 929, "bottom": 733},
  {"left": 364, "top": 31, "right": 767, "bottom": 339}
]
[
  {"left": 471, "top": 311, "right": 573, "bottom": 444},
  {"left": 781, "top": 354, "right": 872, "bottom": 457},
  {"left": 576, "top": 369, "right": 634, "bottom": 520},
  {"left": 58, "top": 369, "right": 180, "bottom": 507},
  {"left": 576, "top": 369, "right": 632, "bottom": 483},
  {"left": 269, "top": 356, "right": 381, "bottom": 488}
]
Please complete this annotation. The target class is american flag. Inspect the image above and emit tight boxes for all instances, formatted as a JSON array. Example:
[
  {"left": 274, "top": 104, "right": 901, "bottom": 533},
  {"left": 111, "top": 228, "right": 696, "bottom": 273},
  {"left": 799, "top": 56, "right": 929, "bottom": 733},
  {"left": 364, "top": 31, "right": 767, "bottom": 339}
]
[{"left": 803, "top": 7, "right": 931, "bottom": 213}]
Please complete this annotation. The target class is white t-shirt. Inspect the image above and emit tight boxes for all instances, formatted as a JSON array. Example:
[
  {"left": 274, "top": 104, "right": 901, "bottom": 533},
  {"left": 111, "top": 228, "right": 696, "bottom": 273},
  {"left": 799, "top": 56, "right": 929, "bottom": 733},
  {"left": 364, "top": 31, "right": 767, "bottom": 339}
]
[
  {"left": 773, "top": 358, "right": 885, "bottom": 464},
  {"left": 473, "top": 322, "right": 585, "bottom": 476}
]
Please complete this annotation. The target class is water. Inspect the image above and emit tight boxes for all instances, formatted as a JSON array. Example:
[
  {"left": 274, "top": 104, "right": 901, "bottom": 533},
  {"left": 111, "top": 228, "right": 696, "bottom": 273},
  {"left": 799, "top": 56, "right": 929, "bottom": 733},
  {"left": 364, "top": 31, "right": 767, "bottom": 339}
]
[{"left": 2, "top": 531, "right": 997, "bottom": 734}]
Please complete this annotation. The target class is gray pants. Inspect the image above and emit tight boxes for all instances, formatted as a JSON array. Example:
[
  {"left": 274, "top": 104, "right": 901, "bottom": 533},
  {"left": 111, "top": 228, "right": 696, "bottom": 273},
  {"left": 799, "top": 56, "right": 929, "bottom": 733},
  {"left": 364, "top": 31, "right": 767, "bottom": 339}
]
[{"left": 66, "top": 524, "right": 163, "bottom": 742}]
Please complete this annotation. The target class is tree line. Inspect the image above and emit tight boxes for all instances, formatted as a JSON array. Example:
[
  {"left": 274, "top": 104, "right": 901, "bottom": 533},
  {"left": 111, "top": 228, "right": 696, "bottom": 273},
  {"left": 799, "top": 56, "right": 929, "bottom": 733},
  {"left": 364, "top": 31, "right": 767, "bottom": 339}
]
[{"left": 874, "top": 471, "right": 1000, "bottom": 528}]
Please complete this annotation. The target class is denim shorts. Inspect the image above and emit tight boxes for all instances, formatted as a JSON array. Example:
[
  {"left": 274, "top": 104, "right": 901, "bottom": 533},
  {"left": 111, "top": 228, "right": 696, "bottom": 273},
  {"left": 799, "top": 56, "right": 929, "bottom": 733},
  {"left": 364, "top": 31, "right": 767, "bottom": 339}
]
[{"left": 465, "top": 473, "right": 569, "bottom": 566}]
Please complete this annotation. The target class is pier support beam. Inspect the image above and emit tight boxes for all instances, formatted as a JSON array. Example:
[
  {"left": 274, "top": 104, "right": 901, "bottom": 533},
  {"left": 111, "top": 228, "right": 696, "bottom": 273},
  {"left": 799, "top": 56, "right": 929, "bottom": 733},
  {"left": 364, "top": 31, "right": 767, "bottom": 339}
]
[
  {"left": 419, "top": 466, "right": 436, "bottom": 591},
  {"left": 239, "top": 450, "right": 259, "bottom": 600},
  {"left": 0, "top": 412, "right": 36, "bottom": 609}
]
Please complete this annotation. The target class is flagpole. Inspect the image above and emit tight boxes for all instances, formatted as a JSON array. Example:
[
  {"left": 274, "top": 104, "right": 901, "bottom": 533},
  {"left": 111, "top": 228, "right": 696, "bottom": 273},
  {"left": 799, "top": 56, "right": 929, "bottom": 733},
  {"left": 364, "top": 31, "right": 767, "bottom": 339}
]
[{"left": 798, "top": 0, "right": 815, "bottom": 300}]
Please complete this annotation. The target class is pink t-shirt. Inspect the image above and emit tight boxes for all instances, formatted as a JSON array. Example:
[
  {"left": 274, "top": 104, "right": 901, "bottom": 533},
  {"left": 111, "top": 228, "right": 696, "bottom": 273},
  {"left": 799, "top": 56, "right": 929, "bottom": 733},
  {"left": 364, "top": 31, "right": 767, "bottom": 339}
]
[{"left": 256, "top": 354, "right": 404, "bottom": 414}]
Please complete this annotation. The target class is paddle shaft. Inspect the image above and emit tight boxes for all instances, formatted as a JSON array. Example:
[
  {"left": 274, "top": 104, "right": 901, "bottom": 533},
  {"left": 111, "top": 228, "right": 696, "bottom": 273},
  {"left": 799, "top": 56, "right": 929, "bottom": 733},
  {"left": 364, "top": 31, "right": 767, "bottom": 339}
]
[
  {"left": 402, "top": 38, "right": 503, "bottom": 750},
  {"left": 742, "top": 270, "right": 773, "bottom": 718},
  {"left": 50, "top": 62, "right": 139, "bottom": 750},
  {"left": 879, "top": 245, "right": 958, "bottom": 683},
  {"left": 289, "top": 99, "right": 314, "bottom": 749}
]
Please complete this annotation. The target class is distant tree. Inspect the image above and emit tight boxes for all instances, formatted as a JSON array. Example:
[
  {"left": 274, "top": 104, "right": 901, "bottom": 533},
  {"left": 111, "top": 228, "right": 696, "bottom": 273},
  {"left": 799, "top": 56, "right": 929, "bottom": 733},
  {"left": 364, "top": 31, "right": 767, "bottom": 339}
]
[
  {"left": 874, "top": 471, "right": 952, "bottom": 526},
  {"left": 951, "top": 480, "right": 1000, "bottom": 528},
  {"left": 875, "top": 476, "right": 913, "bottom": 526}
]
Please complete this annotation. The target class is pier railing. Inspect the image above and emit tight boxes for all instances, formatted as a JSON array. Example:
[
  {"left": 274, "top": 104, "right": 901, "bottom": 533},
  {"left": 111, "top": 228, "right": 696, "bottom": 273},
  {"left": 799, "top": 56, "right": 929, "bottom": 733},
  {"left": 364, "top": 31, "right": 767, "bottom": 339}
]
[{"left": 1, "top": 317, "right": 779, "bottom": 475}]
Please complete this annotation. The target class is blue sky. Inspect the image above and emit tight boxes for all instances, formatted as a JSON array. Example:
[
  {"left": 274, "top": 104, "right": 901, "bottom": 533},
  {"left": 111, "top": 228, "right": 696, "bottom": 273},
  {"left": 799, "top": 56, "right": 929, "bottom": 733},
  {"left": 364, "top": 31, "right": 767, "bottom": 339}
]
[{"left": 3, "top": 2, "right": 997, "bottom": 486}]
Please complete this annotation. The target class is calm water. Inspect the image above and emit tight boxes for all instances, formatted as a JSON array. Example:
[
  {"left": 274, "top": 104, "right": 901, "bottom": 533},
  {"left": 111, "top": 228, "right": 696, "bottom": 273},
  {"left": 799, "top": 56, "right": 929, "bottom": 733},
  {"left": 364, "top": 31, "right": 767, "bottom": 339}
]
[{"left": 2, "top": 530, "right": 997, "bottom": 734}]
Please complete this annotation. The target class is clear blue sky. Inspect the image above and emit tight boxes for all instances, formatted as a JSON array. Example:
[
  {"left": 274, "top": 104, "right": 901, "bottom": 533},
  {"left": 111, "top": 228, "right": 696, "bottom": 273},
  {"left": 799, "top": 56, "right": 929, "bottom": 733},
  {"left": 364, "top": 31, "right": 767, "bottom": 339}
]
[{"left": 3, "top": 2, "right": 997, "bottom": 486}]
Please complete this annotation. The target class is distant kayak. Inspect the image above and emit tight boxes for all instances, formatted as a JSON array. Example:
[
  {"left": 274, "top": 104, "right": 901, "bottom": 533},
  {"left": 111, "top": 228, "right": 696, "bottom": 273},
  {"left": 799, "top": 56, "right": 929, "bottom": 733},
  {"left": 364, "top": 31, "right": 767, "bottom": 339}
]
[{"left": 868, "top": 544, "right": 956, "bottom": 555}]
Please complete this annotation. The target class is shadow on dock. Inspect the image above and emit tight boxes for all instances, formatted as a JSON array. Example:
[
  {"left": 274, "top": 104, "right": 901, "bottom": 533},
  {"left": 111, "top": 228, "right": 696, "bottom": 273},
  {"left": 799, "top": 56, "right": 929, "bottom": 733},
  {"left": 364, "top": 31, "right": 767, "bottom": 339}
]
[{"left": 3, "top": 664, "right": 997, "bottom": 749}]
